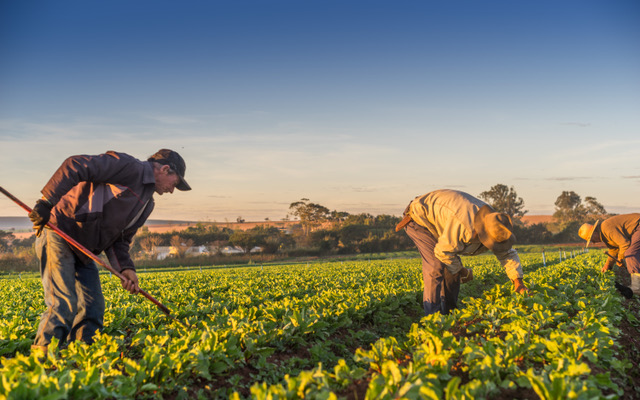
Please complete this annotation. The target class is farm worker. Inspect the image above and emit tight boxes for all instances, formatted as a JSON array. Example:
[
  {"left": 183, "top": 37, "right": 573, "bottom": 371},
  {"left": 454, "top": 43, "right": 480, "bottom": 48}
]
[
  {"left": 578, "top": 214, "right": 640, "bottom": 293},
  {"left": 396, "top": 189, "right": 528, "bottom": 316},
  {"left": 28, "top": 149, "right": 191, "bottom": 352}
]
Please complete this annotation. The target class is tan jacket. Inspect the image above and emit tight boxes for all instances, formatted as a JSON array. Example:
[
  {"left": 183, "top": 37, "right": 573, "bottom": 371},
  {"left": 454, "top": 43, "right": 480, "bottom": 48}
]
[
  {"left": 598, "top": 214, "right": 640, "bottom": 262},
  {"left": 408, "top": 189, "right": 523, "bottom": 280}
]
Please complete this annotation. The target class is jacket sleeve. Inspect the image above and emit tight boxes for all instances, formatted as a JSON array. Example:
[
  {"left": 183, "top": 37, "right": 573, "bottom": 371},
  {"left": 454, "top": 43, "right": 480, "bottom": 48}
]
[
  {"left": 614, "top": 235, "right": 631, "bottom": 262},
  {"left": 105, "top": 229, "right": 137, "bottom": 273},
  {"left": 493, "top": 248, "right": 524, "bottom": 281},
  {"left": 604, "top": 228, "right": 627, "bottom": 262},
  {"left": 606, "top": 248, "right": 620, "bottom": 262},
  {"left": 104, "top": 200, "right": 154, "bottom": 272},
  {"left": 603, "top": 251, "right": 617, "bottom": 269}
]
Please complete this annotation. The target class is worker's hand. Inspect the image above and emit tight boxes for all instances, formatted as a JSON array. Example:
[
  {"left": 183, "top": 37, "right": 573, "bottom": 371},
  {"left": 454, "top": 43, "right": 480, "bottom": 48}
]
[
  {"left": 601, "top": 256, "right": 615, "bottom": 272},
  {"left": 28, "top": 199, "right": 53, "bottom": 237},
  {"left": 513, "top": 278, "right": 529, "bottom": 295},
  {"left": 120, "top": 269, "right": 140, "bottom": 294},
  {"left": 459, "top": 267, "right": 473, "bottom": 284}
]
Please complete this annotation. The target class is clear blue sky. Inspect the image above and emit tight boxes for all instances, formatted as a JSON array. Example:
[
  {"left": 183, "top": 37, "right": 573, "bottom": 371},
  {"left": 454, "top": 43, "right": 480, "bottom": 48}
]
[{"left": 1, "top": 0, "right": 639, "bottom": 222}]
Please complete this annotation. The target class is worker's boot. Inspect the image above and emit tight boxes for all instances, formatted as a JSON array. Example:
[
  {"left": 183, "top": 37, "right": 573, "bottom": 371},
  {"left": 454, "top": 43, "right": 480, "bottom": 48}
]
[
  {"left": 423, "top": 300, "right": 448, "bottom": 317},
  {"left": 630, "top": 273, "right": 640, "bottom": 295}
]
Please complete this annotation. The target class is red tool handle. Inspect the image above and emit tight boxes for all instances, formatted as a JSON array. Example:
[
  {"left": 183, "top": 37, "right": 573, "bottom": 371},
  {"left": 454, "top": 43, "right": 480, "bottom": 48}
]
[{"left": 0, "top": 185, "right": 186, "bottom": 326}]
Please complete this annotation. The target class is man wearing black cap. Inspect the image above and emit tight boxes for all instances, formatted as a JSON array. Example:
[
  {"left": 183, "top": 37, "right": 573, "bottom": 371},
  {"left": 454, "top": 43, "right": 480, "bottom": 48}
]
[
  {"left": 396, "top": 189, "right": 528, "bottom": 316},
  {"left": 27, "top": 149, "right": 190, "bottom": 352}
]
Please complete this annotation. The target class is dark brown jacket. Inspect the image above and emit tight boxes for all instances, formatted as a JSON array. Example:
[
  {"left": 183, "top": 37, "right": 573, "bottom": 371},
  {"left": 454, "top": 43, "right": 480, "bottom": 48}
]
[
  {"left": 41, "top": 151, "right": 156, "bottom": 271},
  {"left": 598, "top": 213, "right": 640, "bottom": 262}
]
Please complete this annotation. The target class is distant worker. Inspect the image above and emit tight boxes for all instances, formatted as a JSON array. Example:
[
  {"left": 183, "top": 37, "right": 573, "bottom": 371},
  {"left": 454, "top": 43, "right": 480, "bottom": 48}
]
[
  {"left": 28, "top": 149, "right": 191, "bottom": 352},
  {"left": 578, "top": 214, "right": 640, "bottom": 293},
  {"left": 396, "top": 189, "right": 528, "bottom": 316}
]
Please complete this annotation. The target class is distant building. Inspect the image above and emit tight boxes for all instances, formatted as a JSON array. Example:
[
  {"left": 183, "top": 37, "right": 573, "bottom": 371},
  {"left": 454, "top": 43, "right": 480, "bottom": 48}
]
[
  {"left": 219, "top": 246, "right": 262, "bottom": 255},
  {"left": 151, "top": 244, "right": 261, "bottom": 259},
  {"left": 153, "top": 245, "right": 209, "bottom": 260}
]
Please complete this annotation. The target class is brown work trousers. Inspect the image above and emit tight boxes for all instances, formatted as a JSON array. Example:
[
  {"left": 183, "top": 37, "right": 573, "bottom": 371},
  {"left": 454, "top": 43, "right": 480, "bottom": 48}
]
[{"left": 404, "top": 221, "right": 460, "bottom": 316}]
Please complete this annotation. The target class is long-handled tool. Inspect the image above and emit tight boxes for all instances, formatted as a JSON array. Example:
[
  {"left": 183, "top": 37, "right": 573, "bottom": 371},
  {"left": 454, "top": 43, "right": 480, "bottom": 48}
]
[{"left": 0, "top": 185, "right": 189, "bottom": 328}]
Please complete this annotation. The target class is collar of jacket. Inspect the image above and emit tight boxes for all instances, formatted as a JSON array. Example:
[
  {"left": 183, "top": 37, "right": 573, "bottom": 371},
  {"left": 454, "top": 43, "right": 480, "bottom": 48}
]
[{"left": 142, "top": 161, "right": 156, "bottom": 186}]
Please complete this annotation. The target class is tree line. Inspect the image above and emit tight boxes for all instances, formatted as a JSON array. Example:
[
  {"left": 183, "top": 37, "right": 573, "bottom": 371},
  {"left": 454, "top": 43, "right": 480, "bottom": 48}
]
[
  {"left": 132, "top": 185, "right": 609, "bottom": 258},
  {"left": 478, "top": 184, "right": 608, "bottom": 244},
  {"left": 0, "top": 184, "right": 611, "bottom": 271}
]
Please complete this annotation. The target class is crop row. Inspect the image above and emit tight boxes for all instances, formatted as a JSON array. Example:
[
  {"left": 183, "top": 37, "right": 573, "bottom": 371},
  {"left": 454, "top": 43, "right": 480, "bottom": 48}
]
[
  {"left": 2, "top": 257, "right": 430, "bottom": 399},
  {"left": 246, "top": 251, "right": 632, "bottom": 399},
  {"left": 0, "top": 249, "right": 625, "bottom": 399}
]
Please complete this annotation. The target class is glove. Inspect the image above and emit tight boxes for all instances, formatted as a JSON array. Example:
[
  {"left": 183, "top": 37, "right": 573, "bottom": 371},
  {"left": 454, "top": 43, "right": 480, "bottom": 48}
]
[
  {"left": 459, "top": 267, "right": 473, "bottom": 283},
  {"left": 28, "top": 199, "right": 53, "bottom": 237},
  {"left": 513, "top": 278, "right": 529, "bottom": 294}
]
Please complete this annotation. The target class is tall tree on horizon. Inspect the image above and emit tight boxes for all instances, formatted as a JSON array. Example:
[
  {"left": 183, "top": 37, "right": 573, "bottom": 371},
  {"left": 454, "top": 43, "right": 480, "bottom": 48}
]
[
  {"left": 478, "top": 184, "right": 527, "bottom": 218},
  {"left": 552, "top": 191, "right": 608, "bottom": 225},
  {"left": 289, "top": 198, "right": 331, "bottom": 235},
  {"left": 553, "top": 191, "right": 584, "bottom": 225},
  {"left": 584, "top": 196, "right": 609, "bottom": 221}
]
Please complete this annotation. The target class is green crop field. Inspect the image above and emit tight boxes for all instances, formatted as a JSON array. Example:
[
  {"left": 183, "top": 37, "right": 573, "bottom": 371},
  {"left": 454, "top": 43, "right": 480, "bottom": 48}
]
[{"left": 1, "top": 250, "right": 639, "bottom": 399}]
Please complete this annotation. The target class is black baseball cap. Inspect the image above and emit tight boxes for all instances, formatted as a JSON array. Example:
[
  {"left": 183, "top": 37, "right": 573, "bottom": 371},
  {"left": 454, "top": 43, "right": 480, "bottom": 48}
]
[{"left": 147, "top": 149, "right": 191, "bottom": 191}]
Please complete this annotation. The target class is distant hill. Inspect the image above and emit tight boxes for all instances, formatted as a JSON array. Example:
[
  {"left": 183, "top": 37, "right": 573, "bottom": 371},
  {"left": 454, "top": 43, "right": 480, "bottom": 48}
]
[
  {"left": 0, "top": 216, "right": 200, "bottom": 231},
  {"left": 0, "top": 216, "right": 32, "bottom": 231},
  {"left": 142, "top": 219, "right": 195, "bottom": 226},
  {"left": 520, "top": 215, "right": 555, "bottom": 225},
  {"left": 0, "top": 217, "right": 300, "bottom": 235},
  {"left": 2, "top": 215, "right": 554, "bottom": 231}
]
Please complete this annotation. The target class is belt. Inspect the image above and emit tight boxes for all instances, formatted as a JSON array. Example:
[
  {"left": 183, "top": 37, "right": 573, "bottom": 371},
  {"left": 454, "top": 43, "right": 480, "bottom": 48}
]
[{"left": 395, "top": 214, "right": 413, "bottom": 232}]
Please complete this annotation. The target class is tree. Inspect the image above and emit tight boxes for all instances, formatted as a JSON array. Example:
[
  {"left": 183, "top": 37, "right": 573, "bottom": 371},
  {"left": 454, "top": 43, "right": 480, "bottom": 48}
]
[
  {"left": 584, "top": 196, "right": 608, "bottom": 220},
  {"left": 344, "top": 213, "right": 375, "bottom": 226},
  {"left": 251, "top": 226, "right": 293, "bottom": 254},
  {"left": 552, "top": 193, "right": 608, "bottom": 229},
  {"left": 180, "top": 223, "right": 231, "bottom": 245},
  {"left": 553, "top": 191, "right": 586, "bottom": 225},
  {"left": 374, "top": 214, "right": 401, "bottom": 229},
  {"left": 289, "top": 198, "right": 331, "bottom": 235},
  {"left": 0, "top": 231, "right": 15, "bottom": 253},
  {"left": 512, "top": 223, "right": 553, "bottom": 244},
  {"left": 478, "top": 184, "right": 527, "bottom": 218},
  {"left": 329, "top": 210, "right": 350, "bottom": 225},
  {"left": 229, "top": 229, "right": 266, "bottom": 254},
  {"left": 170, "top": 235, "right": 194, "bottom": 258},
  {"left": 338, "top": 224, "right": 370, "bottom": 248},
  {"left": 139, "top": 235, "right": 161, "bottom": 259}
]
